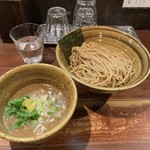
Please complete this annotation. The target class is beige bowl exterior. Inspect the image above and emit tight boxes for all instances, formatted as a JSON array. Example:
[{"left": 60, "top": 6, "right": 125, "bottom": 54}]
[
  {"left": 56, "top": 26, "right": 150, "bottom": 93},
  {"left": 0, "top": 63, "right": 77, "bottom": 143}
]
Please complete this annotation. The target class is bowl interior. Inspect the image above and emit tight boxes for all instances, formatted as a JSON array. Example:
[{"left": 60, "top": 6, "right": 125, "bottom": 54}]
[
  {"left": 0, "top": 64, "right": 77, "bottom": 142},
  {"left": 56, "top": 26, "right": 150, "bottom": 92}
]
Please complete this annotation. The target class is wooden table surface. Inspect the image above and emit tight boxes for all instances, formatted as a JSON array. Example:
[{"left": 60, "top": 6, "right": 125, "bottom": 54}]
[{"left": 0, "top": 30, "right": 150, "bottom": 150}]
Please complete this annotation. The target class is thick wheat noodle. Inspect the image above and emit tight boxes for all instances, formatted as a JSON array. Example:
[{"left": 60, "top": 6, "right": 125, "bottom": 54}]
[{"left": 69, "top": 41, "right": 135, "bottom": 88}]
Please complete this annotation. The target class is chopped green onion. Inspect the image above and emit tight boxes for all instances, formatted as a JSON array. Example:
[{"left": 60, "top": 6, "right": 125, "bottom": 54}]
[{"left": 48, "top": 106, "right": 58, "bottom": 115}]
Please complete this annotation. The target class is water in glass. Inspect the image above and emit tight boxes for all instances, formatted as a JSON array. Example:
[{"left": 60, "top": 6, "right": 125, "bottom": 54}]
[{"left": 18, "top": 36, "right": 44, "bottom": 64}]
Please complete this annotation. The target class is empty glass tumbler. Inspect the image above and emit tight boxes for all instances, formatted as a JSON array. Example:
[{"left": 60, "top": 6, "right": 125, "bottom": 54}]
[
  {"left": 45, "top": 7, "right": 70, "bottom": 44},
  {"left": 73, "top": 0, "right": 97, "bottom": 28}
]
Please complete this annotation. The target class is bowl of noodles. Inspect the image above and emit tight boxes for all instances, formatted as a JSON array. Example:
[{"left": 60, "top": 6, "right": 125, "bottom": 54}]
[
  {"left": 56, "top": 26, "right": 150, "bottom": 93},
  {"left": 0, "top": 63, "right": 77, "bottom": 143}
]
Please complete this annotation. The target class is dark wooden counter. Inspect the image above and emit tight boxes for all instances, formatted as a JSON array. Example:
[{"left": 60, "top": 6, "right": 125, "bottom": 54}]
[{"left": 0, "top": 30, "right": 150, "bottom": 150}]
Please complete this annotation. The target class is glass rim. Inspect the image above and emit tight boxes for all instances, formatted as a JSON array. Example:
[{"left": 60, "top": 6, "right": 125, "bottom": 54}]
[
  {"left": 9, "top": 23, "right": 45, "bottom": 41},
  {"left": 77, "top": 0, "right": 96, "bottom": 4},
  {"left": 47, "top": 6, "right": 67, "bottom": 17}
]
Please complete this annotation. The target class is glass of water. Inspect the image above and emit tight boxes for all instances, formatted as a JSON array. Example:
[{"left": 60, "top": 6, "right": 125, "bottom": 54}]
[
  {"left": 45, "top": 6, "right": 70, "bottom": 44},
  {"left": 9, "top": 23, "right": 44, "bottom": 64},
  {"left": 73, "top": 0, "right": 97, "bottom": 28}
]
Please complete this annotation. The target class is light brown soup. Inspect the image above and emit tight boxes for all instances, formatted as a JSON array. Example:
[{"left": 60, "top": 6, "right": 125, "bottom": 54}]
[{"left": 3, "top": 83, "right": 67, "bottom": 137}]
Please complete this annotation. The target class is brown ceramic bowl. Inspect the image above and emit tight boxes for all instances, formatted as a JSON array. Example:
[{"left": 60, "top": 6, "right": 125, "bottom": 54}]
[
  {"left": 0, "top": 63, "right": 77, "bottom": 143},
  {"left": 56, "top": 26, "right": 150, "bottom": 93}
]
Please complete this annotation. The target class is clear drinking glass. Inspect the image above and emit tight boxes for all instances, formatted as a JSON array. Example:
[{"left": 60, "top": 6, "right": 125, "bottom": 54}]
[
  {"left": 9, "top": 23, "right": 45, "bottom": 64},
  {"left": 45, "top": 7, "right": 70, "bottom": 44},
  {"left": 73, "top": 0, "right": 97, "bottom": 28}
]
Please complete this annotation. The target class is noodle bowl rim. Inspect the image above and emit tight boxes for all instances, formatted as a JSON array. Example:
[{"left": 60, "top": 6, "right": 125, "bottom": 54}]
[{"left": 56, "top": 26, "right": 150, "bottom": 92}]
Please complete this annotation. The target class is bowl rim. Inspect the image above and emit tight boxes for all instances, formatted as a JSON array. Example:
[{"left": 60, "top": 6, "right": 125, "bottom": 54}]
[
  {"left": 0, "top": 63, "right": 78, "bottom": 142},
  {"left": 56, "top": 26, "right": 150, "bottom": 92}
]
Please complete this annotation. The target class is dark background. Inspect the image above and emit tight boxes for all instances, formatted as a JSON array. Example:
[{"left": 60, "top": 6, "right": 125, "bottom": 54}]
[{"left": 0, "top": 0, "right": 150, "bottom": 42}]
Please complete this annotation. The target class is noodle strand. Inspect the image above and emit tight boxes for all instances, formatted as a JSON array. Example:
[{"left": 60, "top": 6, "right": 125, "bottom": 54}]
[{"left": 69, "top": 42, "right": 135, "bottom": 88}]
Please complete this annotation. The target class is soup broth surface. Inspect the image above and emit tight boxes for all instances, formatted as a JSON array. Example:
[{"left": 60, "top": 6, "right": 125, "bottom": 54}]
[{"left": 3, "top": 83, "right": 67, "bottom": 137}]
